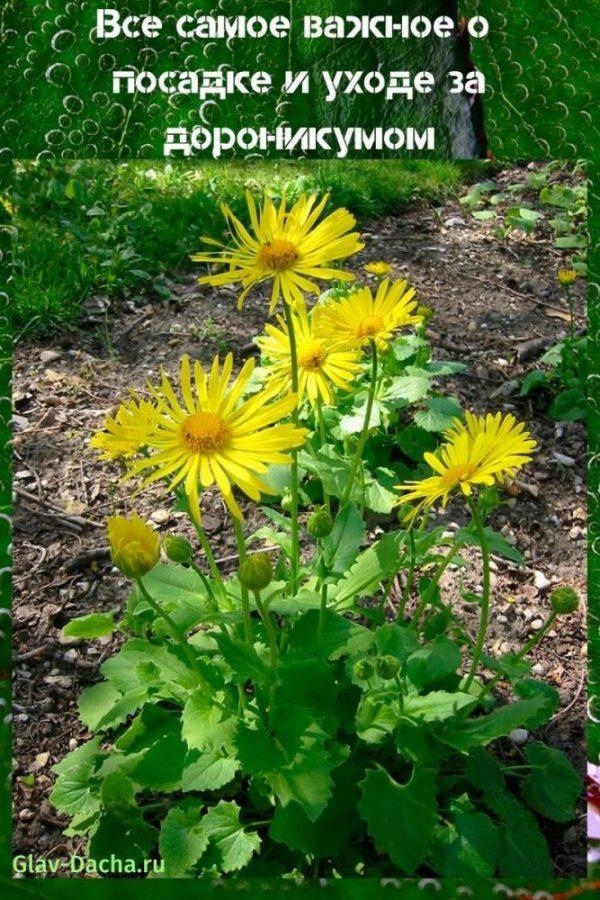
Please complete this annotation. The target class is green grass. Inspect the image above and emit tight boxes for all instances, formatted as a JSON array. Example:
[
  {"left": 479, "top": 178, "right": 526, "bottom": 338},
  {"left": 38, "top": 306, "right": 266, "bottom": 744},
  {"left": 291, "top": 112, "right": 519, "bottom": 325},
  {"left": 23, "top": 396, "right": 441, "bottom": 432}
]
[{"left": 9, "top": 160, "right": 485, "bottom": 339}]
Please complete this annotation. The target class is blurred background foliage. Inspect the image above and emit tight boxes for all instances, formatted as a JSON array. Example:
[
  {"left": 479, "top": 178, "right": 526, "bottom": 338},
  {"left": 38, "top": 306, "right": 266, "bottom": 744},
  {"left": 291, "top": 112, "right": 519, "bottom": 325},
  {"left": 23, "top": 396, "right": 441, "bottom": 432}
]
[{"left": 6, "top": 159, "right": 484, "bottom": 338}]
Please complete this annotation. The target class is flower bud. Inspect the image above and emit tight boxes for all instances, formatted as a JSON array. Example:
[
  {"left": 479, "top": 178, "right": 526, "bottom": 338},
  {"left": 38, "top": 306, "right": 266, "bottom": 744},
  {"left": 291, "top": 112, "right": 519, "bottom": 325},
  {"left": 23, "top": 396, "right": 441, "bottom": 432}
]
[
  {"left": 416, "top": 304, "right": 434, "bottom": 322},
  {"left": 557, "top": 269, "right": 577, "bottom": 286},
  {"left": 307, "top": 506, "right": 334, "bottom": 539},
  {"left": 107, "top": 515, "right": 160, "bottom": 579},
  {"left": 375, "top": 655, "right": 401, "bottom": 680},
  {"left": 164, "top": 535, "right": 193, "bottom": 565},
  {"left": 281, "top": 491, "right": 293, "bottom": 512},
  {"left": 550, "top": 586, "right": 579, "bottom": 615},
  {"left": 353, "top": 658, "right": 374, "bottom": 681},
  {"left": 238, "top": 553, "right": 273, "bottom": 592}
]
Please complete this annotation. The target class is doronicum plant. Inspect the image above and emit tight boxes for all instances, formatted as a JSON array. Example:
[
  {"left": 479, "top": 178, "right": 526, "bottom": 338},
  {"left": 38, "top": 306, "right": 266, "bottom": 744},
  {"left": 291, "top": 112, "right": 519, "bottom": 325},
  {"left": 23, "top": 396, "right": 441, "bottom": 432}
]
[{"left": 52, "top": 194, "right": 582, "bottom": 880}]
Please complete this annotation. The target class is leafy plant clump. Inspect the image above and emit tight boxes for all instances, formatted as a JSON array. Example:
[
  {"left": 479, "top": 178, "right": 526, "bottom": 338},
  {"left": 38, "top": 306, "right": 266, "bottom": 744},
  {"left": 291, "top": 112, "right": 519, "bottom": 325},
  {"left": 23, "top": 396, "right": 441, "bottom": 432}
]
[{"left": 51, "top": 193, "right": 582, "bottom": 880}]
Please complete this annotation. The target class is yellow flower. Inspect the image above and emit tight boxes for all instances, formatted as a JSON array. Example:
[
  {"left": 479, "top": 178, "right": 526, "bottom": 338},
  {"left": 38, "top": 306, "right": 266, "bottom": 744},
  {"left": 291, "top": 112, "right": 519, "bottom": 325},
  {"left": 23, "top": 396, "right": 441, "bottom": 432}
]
[
  {"left": 314, "top": 278, "right": 422, "bottom": 351},
  {"left": 256, "top": 306, "right": 362, "bottom": 406},
  {"left": 557, "top": 268, "right": 577, "bottom": 286},
  {"left": 107, "top": 515, "right": 160, "bottom": 579},
  {"left": 397, "top": 411, "right": 537, "bottom": 518},
  {"left": 190, "top": 192, "right": 364, "bottom": 313},
  {"left": 123, "top": 354, "right": 307, "bottom": 521},
  {"left": 364, "top": 261, "right": 392, "bottom": 278},
  {"left": 90, "top": 396, "right": 156, "bottom": 460}
]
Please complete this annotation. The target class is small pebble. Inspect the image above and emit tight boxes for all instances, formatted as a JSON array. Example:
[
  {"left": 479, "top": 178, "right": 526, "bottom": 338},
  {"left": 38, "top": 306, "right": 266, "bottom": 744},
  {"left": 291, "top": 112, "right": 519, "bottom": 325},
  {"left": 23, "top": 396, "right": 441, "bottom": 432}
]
[
  {"left": 508, "top": 728, "right": 529, "bottom": 745},
  {"left": 150, "top": 509, "right": 170, "bottom": 525},
  {"left": 39, "top": 349, "right": 61, "bottom": 364},
  {"left": 533, "top": 570, "right": 551, "bottom": 593},
  {"left": 531, "top": 619, "right": 544, "bottom": 631},
  {"left": 444, "top": 216, "right": 466, "bottom": 228},
  {"left": 532, "top": 662, "right": 545, "bottom": 676}
]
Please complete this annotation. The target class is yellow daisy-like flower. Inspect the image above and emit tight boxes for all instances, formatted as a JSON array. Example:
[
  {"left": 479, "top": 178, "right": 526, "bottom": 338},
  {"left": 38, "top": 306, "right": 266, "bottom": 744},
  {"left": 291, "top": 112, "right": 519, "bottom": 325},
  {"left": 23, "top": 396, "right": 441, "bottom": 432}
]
[
  {"left": 314, "top": 278, "right": 422, "bottom": 351},
  {"left": 256, "top": 307, "right": 362, "bottom": 406},
  {"left": 397, "top": 411, "right": 537, "bottom": 518},
  {"left": 364, "top": 261, "right": 392, "bottom": 278},
  {"left": 90, "top": 396, "right": 156, "bottom": 460},
  {"left": 107, "top": 514, "right": 160, "bottom": 579},
  {"left": 120, "top": 354, "right": 307, "bottom": 521},
  {"left": 557, "top": 268, "right": 577, "bottom": 286},
  {"left": 190, "top": 192, "right": 364, "bottom": 313}
]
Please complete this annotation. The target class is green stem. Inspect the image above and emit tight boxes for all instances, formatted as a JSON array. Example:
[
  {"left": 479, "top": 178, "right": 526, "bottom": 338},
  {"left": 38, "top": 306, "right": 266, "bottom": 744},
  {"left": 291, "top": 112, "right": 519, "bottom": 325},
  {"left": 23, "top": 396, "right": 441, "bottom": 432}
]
[
  {"left": 284, "top": 302, "right": 301, "bottom": 596},
  {"left": 232, "top": 516, "right": 253, "bottom": 646},
  {"left": 342, "top": 339, "right": 378, "bottom": 506},
  {"left": 137, "top": 577, "right": 204, "bottom": 684},
  {"left": 254, "top": 589, "right": 278, "bottom": 714},
  {"left": 192, "top": 518, "right": 227, "bottom": 599},
  {"left": 411, "top": 533, "right": 464, "bottom": 626},
  {"left": 397, "top": 529, "right": 416, "bottom": 620},
  {"left": 315, "top": 398, "right": 331, "bottom": 515},
  {"left": 464, "top": 498, "right": 491, "bottom": 690},
  {"left": 317, "top": 579, "right": 329, "bottom": 647},
  {"left": 564, "top": 285, "right": 575, "bottom": 342}
]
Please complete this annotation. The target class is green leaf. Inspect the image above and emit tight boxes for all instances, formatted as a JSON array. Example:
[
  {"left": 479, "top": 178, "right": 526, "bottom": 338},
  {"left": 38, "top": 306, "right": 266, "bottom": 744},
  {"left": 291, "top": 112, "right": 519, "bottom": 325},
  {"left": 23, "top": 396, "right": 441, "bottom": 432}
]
[
  {"left": 117, "top": 705, "right": 187, "bottom": 791},
  {"left": 159, "top": 804, "right": 209, "bottom": 875},
  {"left": 440, "top": 696, "right": 552, "bottom": 751},
  {"left": 356, "top": 695, "right": 398, "bottom": 743},
  {"left": 269, "top": 760, "right": 362, "bottom": 857},
  {"left": 236, "top": 711, "right": 337, "bottom": 821},
  {"left": 78, "top": 682, "right": 149, "bottom": 732},
  {"left": 50, "top": 738, "right": 103, "bottom": 819},
  {"left": 520, "top": 370, "right": 548, "bottom": 396},
  {"left": 203, "top": 800, "right": 261, "bottom": 873},
  {"left": 466, "top": 749, "right": 552, "bottom": 878},
  {"left": 403, "top": 691, "right": 475, "bottom": 723},
  {"left": 101, "top": 638, "right": 198, "bottom": 694},
  {"left": 414, "top": 396, "right": 462, "bottom": 432},
  {"left": 181, "top": 687, "right": 236, "bottom": 752},
  {"left": 214, "top": 633, "right": 271, "bottom": 684},
  {"left": 321, "top": 503, "right": 364, "bottom": 575},
  {"left": 358, "top": 766, "right": 437, "bottom": 874},
  {"left": 472, "top": 210, "right": 497, "bottom": 221},
  {"left": 549, "top": 388, "right": 587, "bottom": 422},
  {"left": 405, "top": 637, "right": 462, "bottom": 690},
  {"left": 365, "top": 477, "right": 398, "bottom": 514},
  {"left": 289, "top": 609, "right": 374, "bottom": 661},
  {"left": 386, "top": 367, "right": 432, "bottom": 404},
  {"left": 433, "top": 811, "right": 500, "bottom": 877},
  {"left": 333, "top": 531, "right": 404, "bottom": 609},
  {"left": 340, "top": 400, "right": 382, "bottom": 435},
  {"left": 182, "top": 751, "right": 240, "bottom": 792},
  {"left": 63, "top": 612, "right": 115, "bottom": 639},
  {"left": 554, "top": 234, "right": 587, "bottom": 249},
  {"left": 455, "top": 525, "right": 524, "bottom": 567},
  {"left": 396, "top": 426, "right": 437, "bottom": 462},
  {"left": 520, "top": 743, "right": 581, "bottom": 822}
]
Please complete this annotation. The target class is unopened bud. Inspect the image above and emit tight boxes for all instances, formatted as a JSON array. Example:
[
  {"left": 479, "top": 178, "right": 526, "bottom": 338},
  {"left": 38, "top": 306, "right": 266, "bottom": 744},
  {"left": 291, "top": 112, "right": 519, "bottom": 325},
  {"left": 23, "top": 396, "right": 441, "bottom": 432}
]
[
  {"left": 164, "top": 535, "right": 193, "bottom": 564},
  {"left": 375, "top": 655, "right": 400, "bottom": 680},
  {"left": 550, "top": 586, "right": 579, "bottom": 615},
  {"left": 307, "top": 506, "right": 334, "bottom": 538},
  {"left": 353, "top": 658, "right": 374, "bottom": 681},
  {"left": 238, "top": 553, "right": 273, "bottom": 592}
]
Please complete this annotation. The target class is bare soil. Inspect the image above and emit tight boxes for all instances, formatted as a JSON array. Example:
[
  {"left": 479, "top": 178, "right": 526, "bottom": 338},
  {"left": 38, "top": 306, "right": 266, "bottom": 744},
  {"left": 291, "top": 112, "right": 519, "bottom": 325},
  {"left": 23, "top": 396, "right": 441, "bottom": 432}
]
[{"left": 12, "top": 165, "right": 587, "bottom": 877}]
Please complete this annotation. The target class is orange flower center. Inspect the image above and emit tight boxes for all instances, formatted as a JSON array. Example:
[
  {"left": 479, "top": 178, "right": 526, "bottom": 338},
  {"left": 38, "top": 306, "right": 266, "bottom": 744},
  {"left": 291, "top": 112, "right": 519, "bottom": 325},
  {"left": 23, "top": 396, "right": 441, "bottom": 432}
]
[
  {"left": 440, "top": 463, "right": 478, "bottom": 488},
  {"left": 180, "top": 412, "right": 230, "bottom": 454},
  {"left": 357, "top": 315, "right": 385, "bottom": 338},
  {"left": 257, "top": 239, "right": 299, "bottom": 271},
  {"left": 297, "top": 340, "right": 328, "bottom": 371}
]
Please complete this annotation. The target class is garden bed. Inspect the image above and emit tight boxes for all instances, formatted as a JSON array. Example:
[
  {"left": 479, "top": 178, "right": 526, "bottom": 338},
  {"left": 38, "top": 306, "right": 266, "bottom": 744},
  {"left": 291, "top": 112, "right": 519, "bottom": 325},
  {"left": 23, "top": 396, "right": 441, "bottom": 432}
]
[{"left": 13, "top": 164, "right": 586, "bottom": 877}]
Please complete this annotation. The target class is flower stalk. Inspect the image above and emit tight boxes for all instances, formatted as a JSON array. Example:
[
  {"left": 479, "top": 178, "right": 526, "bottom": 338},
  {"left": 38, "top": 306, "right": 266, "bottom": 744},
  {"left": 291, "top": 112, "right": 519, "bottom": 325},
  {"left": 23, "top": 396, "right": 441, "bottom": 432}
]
[{"left": 342, "top": 339, "right": 378, "bottom": 505}]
